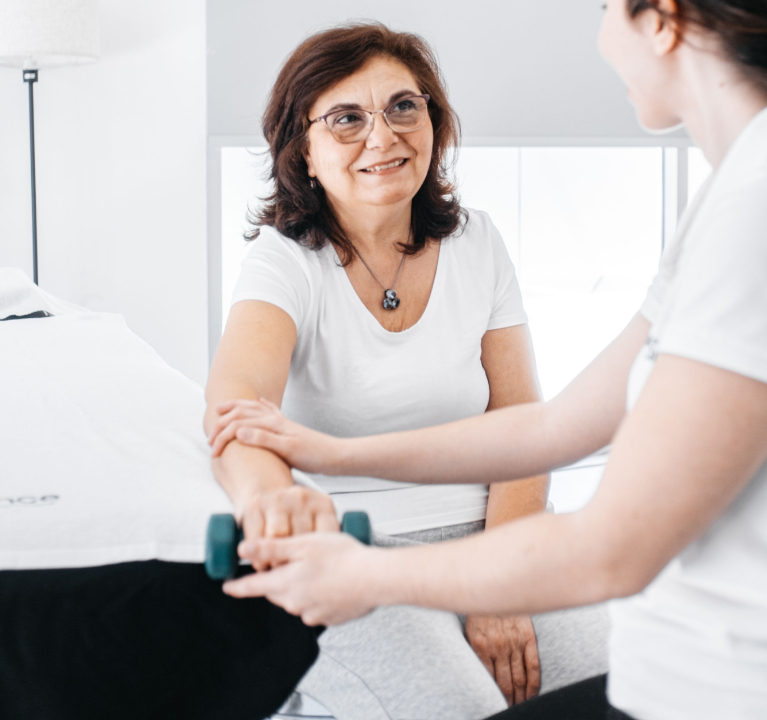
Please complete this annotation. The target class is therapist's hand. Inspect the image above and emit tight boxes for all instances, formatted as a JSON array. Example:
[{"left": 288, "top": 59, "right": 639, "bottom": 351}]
[
  {"left": 465, "top": 614, "right": 540, "bottom": 705},
  {"left": 223, "top": 532, "right": 378, "bottom": 625},
  {"left": 208, "top": 399, "right": 341, "bottom": 474},
  {"left": 238, "top": 485, "right": 339, "bottom": 569}
]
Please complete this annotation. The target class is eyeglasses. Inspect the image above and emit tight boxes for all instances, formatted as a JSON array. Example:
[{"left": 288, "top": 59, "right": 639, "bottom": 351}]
[{"left": 309, "top": 94, "right": 430, "bottom": 144}]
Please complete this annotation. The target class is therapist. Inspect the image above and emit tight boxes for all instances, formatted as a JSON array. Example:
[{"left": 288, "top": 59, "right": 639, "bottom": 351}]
[{"left": 215, "top": 1, "right": 767, "bottom": 718}]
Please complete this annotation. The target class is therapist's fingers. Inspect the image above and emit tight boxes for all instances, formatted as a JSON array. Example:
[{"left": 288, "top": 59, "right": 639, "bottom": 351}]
[
  {"left": 208, "top": 400, "right": 271, "bottom": 446},
  {"left": 210, "top": 414, "right": 286, "bottom": 458},
  {"left": 236, "top": 426, "right": 291, "bottom": 455},
  {"left": 238, "top": 535, "right": 302, "bottom": 570},
  {"left": 209, "top": 420, "right": 245, "bottom": 457},
  {"left": 222, "top": 562, "right": 289, "bottom": 602}
]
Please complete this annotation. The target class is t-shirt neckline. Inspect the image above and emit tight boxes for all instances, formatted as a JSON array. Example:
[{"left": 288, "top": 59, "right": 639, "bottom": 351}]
[{"left": 331, "top": 239, "right": 446, "bottom": 338}]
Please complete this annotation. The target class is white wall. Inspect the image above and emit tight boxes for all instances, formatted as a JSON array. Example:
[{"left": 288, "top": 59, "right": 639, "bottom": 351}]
[
  {"left": 0, "top": 0, "right": 209, "bottom": 385},
  {"left": 207, "top": 0, "right": 661, "bottom": 141}
]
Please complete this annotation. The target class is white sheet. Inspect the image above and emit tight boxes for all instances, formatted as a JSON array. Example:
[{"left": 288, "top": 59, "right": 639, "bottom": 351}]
[{"left": 0, "top": 270, "right": 233, "bottom": 569}]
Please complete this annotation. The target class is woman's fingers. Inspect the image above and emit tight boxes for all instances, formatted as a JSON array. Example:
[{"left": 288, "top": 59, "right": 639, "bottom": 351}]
[
  {"left": 510, "top": 640, "right": 527, "bottom": 705},
  {"left": 493, "top": 654, "right": 514, "bottom": 705},
  {"left": 524, "top": 636, "right": 541, "bottom": 700},
  {"left": 314, "top": 507, "right": 341, "bottom": 533},
  {"left": 238, "top": 486, "right": 340, "bottom": 562}
]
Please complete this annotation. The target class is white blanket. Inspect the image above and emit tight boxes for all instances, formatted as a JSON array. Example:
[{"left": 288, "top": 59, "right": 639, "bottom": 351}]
[{"left": 0, "top": 269, "right": 233, "bottom": 569}]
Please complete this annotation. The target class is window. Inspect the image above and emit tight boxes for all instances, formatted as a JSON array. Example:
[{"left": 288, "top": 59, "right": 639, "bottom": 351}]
[{"left": 450, "top": 146, "right": 663, "bottom": 399}]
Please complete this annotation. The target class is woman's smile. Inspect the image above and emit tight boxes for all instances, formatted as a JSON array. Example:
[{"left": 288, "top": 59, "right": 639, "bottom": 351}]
[{"left": 359, "top": 157, "right": 409, "bottom": 174}]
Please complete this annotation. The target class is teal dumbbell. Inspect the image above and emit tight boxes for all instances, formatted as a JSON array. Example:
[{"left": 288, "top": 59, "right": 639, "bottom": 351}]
[{"left": 205, "top": 511, "right": 372, "bottom": 580}]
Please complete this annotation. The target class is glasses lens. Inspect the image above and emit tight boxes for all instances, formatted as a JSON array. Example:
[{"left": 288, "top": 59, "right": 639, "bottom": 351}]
[
  {"left": 327, "top": 110, "right": 370, "bottom": 143},
  {"left": 385, "top": 97, "right": 428, "bottom": 132}
]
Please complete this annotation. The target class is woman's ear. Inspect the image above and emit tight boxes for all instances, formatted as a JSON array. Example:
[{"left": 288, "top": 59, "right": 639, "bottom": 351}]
[
  {"left": 650, "top": 0, "right": 682, "bottom": 56},
  {"left": 303, "top": 145, "right": 317, "bottom": 179}
]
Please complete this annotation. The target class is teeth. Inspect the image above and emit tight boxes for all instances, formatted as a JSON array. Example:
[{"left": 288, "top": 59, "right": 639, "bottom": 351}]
[{"left": 363, "top": 159, "right": 406, "bottom": 172}]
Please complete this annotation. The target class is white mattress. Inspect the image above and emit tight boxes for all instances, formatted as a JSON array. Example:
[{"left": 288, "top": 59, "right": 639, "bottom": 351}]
[{"left": 0, "top": 269, "right": 233, "bottom": 569}]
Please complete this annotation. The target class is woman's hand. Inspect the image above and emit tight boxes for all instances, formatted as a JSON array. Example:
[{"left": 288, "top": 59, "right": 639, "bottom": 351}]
[
  {"left": 238, "top": 485, "right": 339, "bottom": 569},
  {"left": 207, "top": 398, "right": 341, "bottom": 473},
  {"left": 465, "top": 614, "right": 540, "bottom": 705},
  {"left": 222, "top": 532, "right": 379, "bottom": 626}
]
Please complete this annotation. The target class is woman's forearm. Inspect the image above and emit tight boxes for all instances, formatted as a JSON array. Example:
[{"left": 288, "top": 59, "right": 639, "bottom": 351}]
[
  {"left": 485, "top": 475, "right": 550, "bottom": 527},
  {"left": 213, "top": 442, "right": 294, "bottom": 514}
]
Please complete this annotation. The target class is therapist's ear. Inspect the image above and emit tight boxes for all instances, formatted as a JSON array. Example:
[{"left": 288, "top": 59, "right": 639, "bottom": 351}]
[{"left": 650, "top": 0, "right": 682, "bottom": 56}]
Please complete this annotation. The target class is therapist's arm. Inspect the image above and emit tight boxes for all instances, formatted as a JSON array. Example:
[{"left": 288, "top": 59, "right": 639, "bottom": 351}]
[
  {"left": 205, "top": 300, "right": 337, "bottom": 537},
  {"left": 229, "top": 313, "right": 650, "bottom": 485},
  {"left": 226, "top": 354, "right": 767, "bottom": 626}
]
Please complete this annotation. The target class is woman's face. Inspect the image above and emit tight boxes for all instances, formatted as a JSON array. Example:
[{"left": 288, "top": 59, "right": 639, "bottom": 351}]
[
  {"left": 599, "top": 0, "right": 682, "bottom": 130},
  {"left": 304, "top": 56, "right": 434, "bottom": 217}
]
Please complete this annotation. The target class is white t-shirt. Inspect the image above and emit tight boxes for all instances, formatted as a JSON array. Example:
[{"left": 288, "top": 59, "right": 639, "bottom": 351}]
[
  {"left": 231, "top": 209, "right": 528, "bottom": 534},
  {"left": 608, "top": 107, "right": 767, "bottom": 719}
]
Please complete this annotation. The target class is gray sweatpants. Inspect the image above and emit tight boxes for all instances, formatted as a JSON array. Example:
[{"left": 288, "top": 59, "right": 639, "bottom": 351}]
[{"left": 292, "top": 522, "right": 610, "bottom": 720}]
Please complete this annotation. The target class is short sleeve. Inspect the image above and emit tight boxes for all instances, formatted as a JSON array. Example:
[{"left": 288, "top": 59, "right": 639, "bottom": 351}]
[
  {"left": 657, "top": 184, "right": 767, "bottom": 384},
  {"left": 484, "top": 214, "right": 528, "bottom": 331},
  {"left": 230, "top": 227, "right": 312, "bottom": 330}
]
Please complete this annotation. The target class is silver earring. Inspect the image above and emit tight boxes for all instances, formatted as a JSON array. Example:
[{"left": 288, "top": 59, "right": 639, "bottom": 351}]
[{"left": 309, "top": 178, "right": 317, "bottom": 189}]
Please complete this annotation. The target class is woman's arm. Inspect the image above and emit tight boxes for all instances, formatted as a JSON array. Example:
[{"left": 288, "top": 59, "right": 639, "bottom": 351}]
[
  {"left": 205, "top": 300, "right": 337, "bottom": 536},
  {"left": 468, "top": 324, "right": 548, "bottom": 704},
  {"left": 227, "top": 313, "right": 650, "bottom": 484},
  {"left": 224, "top": 354, "right": 767, "bottom": 625},
  {"left": 481, "top": 324, "right": 549, "bottom": 523}
]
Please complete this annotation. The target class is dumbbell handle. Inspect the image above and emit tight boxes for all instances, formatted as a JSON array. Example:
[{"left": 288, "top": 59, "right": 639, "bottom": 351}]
[{"left": 205, "top": 511, "right": 372, "bottom": 581}]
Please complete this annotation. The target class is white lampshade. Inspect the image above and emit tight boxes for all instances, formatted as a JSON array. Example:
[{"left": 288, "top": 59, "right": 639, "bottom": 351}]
[{"left": 0, "top": 0, "right": 99, "bottom": 69}]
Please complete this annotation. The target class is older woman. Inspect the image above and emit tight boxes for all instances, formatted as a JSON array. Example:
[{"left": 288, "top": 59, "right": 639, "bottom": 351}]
[
  {"left": 215, "top": 2, "right": 767, "bottom": 719},
  {"left": 205, "top": 22, "right": 606, "bottom": 720}
]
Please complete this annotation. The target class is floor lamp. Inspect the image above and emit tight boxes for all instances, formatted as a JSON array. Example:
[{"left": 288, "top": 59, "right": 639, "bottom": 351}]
[{"left": 0, "top": 0, "right": 99, "bottom": 285}]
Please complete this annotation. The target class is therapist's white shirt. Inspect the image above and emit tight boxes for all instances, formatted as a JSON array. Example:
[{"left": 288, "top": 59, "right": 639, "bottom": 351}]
[{"left": 608, "top": 108, "right": 767, "bottom": 719}]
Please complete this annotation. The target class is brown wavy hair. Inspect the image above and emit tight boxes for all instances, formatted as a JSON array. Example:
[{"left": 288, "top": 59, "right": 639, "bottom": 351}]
[
  {"left": 246, "top": 22, "right": 465, "bottom": 264},
  {"left": 627, "top": 0, "right": 767, "bottom": 88}
]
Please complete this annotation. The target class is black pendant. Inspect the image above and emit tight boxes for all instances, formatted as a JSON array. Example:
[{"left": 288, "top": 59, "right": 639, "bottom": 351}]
[{"left": 382, "top": 289, "right": 400, "bottom": 310}]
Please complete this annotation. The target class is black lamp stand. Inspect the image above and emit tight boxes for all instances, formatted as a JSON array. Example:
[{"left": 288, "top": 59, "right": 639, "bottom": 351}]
[{"left": 23, "top": 68, "right": 39, "bottom": 285}]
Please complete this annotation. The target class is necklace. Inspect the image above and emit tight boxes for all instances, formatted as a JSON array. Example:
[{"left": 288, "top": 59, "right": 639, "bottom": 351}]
[{"left": 352, "top": 244, "right": 407, "bottom": 310}]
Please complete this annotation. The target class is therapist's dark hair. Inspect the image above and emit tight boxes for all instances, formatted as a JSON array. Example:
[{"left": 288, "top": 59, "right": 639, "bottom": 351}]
[
  {"left": 627, "top": 0, "right": 767, "bottom": 86},
  {"left": 247, "top": 22, "right": 464, "bottom": 264}
]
